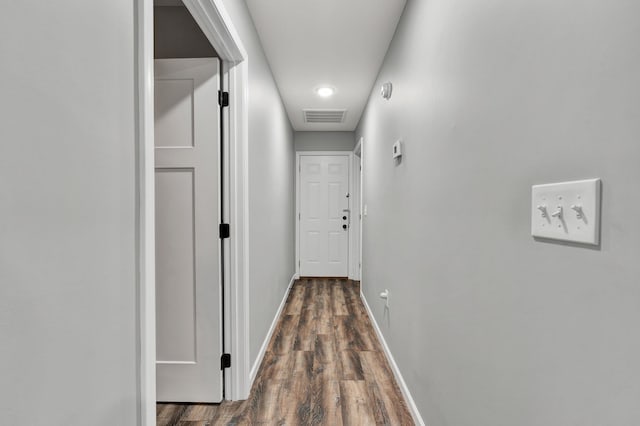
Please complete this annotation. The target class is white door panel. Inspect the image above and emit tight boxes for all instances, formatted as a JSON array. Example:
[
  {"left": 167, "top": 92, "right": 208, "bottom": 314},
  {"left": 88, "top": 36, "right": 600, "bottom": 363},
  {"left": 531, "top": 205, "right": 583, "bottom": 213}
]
[
  {"left": 154, "top": 79, "right": 195, "bottom": 148},
  {"left": 155, "top": 169, "right": 197, "bottom": 363},
  {"left": 299, "top": 155, "right": 349, "bottom": 276},
  {"left": 155, "top": 58, "right": 222, "bottom": 403}
]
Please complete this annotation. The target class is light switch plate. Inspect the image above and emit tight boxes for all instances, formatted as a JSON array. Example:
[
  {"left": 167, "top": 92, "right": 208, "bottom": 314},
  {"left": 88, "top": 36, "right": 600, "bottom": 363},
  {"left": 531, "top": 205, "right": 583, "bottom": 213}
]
[{"left": 531, "top": 178, "right": 601, "bottom": 245}]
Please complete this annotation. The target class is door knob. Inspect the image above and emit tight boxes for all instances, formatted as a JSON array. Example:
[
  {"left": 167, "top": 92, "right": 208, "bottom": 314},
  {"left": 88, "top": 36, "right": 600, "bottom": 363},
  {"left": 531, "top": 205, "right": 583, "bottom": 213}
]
[{"left": 342, "top": 208, "right": 351, "bottom": 227}]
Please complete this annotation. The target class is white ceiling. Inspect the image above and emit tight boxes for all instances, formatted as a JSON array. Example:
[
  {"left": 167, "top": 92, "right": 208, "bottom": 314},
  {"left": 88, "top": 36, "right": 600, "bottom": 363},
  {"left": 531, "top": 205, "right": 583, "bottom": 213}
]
[{"left": 245, "top": 0, "right": 406, "bottom": 131}]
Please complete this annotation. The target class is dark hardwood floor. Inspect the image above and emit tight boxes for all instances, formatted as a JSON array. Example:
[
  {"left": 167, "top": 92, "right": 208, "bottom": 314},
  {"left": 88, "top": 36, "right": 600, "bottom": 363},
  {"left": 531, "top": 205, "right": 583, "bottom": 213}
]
[{"left": 157, "top": 278, "right": 414, "bottom": 425}]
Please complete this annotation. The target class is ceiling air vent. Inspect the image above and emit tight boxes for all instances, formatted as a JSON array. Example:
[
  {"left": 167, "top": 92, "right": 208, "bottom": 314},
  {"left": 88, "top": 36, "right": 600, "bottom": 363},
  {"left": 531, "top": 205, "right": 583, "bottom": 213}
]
[{"left": 303, "top": 109, "right": 347, "bottom": 124}]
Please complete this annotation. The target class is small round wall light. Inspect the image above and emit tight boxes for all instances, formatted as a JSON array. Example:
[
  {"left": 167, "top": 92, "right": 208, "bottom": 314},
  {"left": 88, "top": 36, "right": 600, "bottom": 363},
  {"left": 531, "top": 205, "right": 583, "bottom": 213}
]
[{"left": 380, "top": 81, "right": 393, "bottom": 100}]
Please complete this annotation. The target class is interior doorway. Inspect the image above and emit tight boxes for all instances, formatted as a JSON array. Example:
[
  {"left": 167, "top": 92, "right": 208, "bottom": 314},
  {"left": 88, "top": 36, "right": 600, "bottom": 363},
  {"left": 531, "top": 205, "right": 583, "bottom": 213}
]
[
  {"left": 139, "top": 0, "right": 251, "bottom": 422},
  {"left": 154, "top": 3, "right": 224, "bottom": 403}
]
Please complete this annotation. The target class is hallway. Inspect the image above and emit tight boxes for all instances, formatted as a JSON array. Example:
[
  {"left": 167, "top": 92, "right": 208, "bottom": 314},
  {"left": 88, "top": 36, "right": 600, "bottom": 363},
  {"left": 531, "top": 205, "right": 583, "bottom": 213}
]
[{"left": 157, "top": 278, "right": 414, "bottom": 425}]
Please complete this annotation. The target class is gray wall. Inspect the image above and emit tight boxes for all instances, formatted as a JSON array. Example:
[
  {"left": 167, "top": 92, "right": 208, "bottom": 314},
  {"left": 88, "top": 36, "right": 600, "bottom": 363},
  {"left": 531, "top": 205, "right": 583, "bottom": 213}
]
[
  {"left": 221, "top": 0, "right": 296, "bottom": 366},
  {"left": 356, "top": 0, "right": 640, "bottom": 425},
  {"left": 0, "top": 0, "right": 295, "bottom": 423},
  {"left": 0, "top": 2, "right": 138, "bottom": 425},
  {"left": 295, "top": 131, "right": 355, "bottom": 152},
  {"left": 154, "top": 6, "right": 218, "bottom": 59}
]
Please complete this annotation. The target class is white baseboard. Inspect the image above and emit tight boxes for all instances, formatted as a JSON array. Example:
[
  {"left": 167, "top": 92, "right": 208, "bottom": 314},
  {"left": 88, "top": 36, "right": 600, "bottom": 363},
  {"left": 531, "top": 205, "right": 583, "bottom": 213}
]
[
  {"left": 249, "top": 273, "right": 297, "bottom": 384},
  {"left": 361, "top": 290, "right": 426, "bottom": 426}
]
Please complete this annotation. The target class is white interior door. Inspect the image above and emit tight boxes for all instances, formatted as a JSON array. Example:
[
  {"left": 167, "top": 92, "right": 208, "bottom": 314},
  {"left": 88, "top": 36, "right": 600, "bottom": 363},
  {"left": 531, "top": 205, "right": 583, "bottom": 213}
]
[
  {"left": 299, "top": 155, "right": 350, "bottom": 277},
  {"left": 154, "top": 58, "right": 223, "bottom": 402}
]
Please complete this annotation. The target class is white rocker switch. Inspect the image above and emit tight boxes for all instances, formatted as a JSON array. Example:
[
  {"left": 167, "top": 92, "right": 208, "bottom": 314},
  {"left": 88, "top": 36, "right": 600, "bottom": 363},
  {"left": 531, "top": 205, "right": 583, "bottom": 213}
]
[{"left": 531, "top": 178, "right": 601, "bottom": 245}]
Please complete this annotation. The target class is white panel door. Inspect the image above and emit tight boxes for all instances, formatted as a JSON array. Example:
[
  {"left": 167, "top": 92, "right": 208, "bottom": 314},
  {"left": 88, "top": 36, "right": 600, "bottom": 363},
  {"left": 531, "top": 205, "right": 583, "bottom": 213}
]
[
  {"left": 299, "top": 155, "right": 350, "bottom": 276},
  {"left": 154, "top": 58, "right": 222, "bottom": 402}
]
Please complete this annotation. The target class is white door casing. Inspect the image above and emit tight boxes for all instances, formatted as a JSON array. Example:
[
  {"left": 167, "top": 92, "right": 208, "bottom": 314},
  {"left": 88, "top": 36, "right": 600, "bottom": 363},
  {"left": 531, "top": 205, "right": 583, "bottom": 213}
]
[
  {"left": 154, "top": 58, "right": 223, "bottom": 402},
  {"left": 352, "top": 150, "right": 362, "bottom": 281},
  {"left": 298, "top": 154, "right": 350, "bottom": 277},
  {"left": 358, "top": 144, "right": 363, "bottom": 282},
  {"left": 139, "top": 0, "right": 251, "bottom": 421}
]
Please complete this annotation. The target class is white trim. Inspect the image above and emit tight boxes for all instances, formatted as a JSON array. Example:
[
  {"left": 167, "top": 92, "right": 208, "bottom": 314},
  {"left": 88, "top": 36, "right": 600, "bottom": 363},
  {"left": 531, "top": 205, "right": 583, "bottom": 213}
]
[
  {"left": 360, "top": 290, "right": 426, "bottom": 426},
  {"left": 357, "top": 136, "right": 363, "bottom": 283},
  {"left": 295, "top": 154, "right": 300, "bottom": 276},
  {"left": 295, "top": 151, "right": 353, "bottom": 278},
  {"left": 349, "top": 152, "right": 361, "bottom": 280},
  {"left": 225, "top": 59, "right": 252, "bottom": 400},
  {"left": 182, "top": 0, "right": 246, "bottom": 61},
  {"left": 136, "top": 1, "right": 156, "bottom": 424},
  {"left": 137, "top": 0, "right": 250, "bottom": 422},
  {"left": 353, "top": 137, "right": 362, "bottom": 157},
  {"left": 249, "top": 274, "right": 298, "bottom": 383}
]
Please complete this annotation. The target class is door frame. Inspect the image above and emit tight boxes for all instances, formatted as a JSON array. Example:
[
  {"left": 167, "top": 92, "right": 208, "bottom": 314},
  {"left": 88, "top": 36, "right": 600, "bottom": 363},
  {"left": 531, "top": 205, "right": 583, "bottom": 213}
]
[
  {"left": 295, "top": 151, "right": 355, "bottom": 278},
  {"left": 353, "top": 137, "right": 363, "bottom": 281},
  {"left": 137, "top": 0, "right": 250, "bottom": 424}
]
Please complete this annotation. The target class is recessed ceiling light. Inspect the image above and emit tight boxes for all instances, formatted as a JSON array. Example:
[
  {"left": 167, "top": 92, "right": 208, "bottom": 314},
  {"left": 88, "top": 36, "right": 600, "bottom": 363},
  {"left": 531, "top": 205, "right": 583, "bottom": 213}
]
[{"left": 316, "top": 86, "right": 335, "bottom": 97}]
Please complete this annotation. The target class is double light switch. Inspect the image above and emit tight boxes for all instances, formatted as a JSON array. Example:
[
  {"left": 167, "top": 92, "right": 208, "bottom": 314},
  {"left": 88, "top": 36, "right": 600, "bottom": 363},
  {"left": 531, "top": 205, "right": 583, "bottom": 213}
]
[{"left": 531, "top": 178, "right": 601, "bottom": 245}]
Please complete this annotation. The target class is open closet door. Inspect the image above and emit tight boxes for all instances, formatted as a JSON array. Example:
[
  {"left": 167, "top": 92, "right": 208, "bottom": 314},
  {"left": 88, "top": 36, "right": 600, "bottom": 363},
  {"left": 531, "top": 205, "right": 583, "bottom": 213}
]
[{"left": 154, "top": 58, "right": 223, "bottom": 402}]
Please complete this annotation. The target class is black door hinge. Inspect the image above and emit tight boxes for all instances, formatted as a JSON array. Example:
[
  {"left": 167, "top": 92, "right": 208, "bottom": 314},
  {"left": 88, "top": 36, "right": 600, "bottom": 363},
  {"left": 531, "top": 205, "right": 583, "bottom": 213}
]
[
  {"left": 221, "top": 353, "right": 231, "bottom": 370},
  {"left": 219, "top": 223, "right": 230, "bottom": 239},
  {"left": 218, "top": 91, "right": 229, "bottom": 107}
]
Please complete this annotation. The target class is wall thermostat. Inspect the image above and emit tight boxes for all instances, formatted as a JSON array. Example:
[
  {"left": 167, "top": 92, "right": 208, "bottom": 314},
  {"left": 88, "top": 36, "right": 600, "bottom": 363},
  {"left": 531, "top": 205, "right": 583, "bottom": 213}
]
[
  {"left": 381, "top": 81, "right": 393, "bottom": 100},
  {"left": 392, "top": 140, "right": 402, "bottom": 159}
]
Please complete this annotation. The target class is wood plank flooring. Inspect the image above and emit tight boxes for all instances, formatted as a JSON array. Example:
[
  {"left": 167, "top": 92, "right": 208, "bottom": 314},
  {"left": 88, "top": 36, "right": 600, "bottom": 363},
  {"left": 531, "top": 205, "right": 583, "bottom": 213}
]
[{"left": 157, "top": 278, "right": 414, "bottom": 425}]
